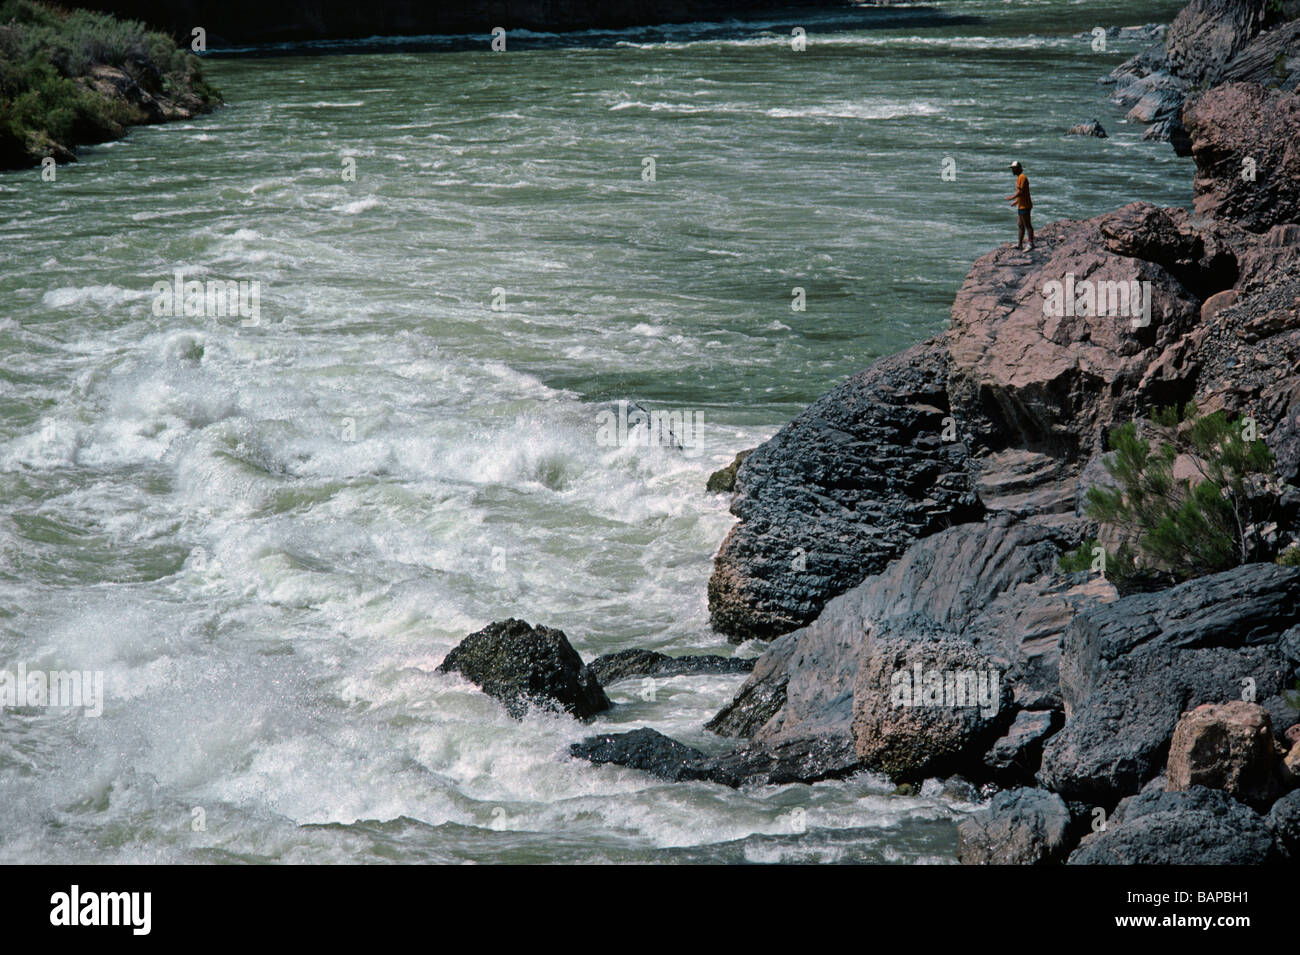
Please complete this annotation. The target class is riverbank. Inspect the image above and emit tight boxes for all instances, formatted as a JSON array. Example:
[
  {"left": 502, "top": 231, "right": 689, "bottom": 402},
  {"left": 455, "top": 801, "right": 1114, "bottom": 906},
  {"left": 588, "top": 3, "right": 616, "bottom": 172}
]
[{"left": 0, "top": 0, "right": 219, "bottom": 169}]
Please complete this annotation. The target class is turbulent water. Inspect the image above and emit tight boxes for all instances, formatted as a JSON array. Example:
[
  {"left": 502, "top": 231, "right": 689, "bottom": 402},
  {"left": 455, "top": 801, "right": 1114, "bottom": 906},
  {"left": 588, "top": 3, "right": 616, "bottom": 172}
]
[{"left": 0, "top": 0, "right": 1190, "bottom": 863}]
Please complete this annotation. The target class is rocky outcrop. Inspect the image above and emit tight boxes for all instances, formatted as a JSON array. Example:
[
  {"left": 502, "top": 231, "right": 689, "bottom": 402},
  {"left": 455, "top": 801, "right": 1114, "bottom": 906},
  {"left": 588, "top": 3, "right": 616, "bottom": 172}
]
[
  {"left": 1165, "top": 702, "right": 1280, "bottom": 806},
  {"left": 586, "top": 649, "right": 752, "bottom": 685},
  {"left": 1165, "top": 0, "right": 1271, "bottom": 86},
  {"left": 947, "top": 203, "right": 1215, "bottom": 464},
  {"left": 1184, "top": 84, "right": 1300, "bottom": 232},
  {"left": 438, "top": 618, "right": 610, "bottom": 720},
  {"left": 1101, "top": 0, "right": 1299, "bottom": 152},
  {"left": 956, "top": 788, "right": 1073, "bottom": 865},
  {"left": 1067, "top": 785, "right": 1279, "bottom": 864},
  {"left": 1037, "top": 563, "right": 1300, "bottom": 803},
  {"left": 708, "top": 339, "right": 981, "bottom": 643}
]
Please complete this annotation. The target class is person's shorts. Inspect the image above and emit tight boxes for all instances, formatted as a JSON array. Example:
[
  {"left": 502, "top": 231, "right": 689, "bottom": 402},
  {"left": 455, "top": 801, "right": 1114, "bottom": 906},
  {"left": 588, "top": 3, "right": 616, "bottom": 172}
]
[{"left": 1017, "top": 208, "right": 1033, "bottom": 218}]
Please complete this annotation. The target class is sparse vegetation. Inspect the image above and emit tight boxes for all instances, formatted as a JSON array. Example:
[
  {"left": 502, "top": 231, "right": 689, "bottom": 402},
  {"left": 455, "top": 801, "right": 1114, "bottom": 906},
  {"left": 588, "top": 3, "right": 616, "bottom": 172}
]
[
  {"left": 1061, "top": 403, "right": 1279, "bottom": 586},
  {"left": 0, "top": 0, "right": 219, "bottom": 169}
]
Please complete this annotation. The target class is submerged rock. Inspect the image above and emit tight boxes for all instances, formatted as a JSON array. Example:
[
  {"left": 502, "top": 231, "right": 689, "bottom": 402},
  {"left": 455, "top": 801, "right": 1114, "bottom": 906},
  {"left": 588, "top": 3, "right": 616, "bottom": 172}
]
[
  {"left": 586, "top": 649, "right": 754, "bottom": 684},
  {"left": 852, "top": 631, "right": 1012, "bottom": 782},
  {"left": 705, "top": 448, "right": 754, "bottom": 493},
  {"left": 1068, "top": 785, "right": 1279, "bottom": 864},
  {"left": 569, "top": 728, "right": 709, "bottom": 782},
  {"left": 957, "top": 788, "right": 1073, "bottom": 865},
  {"left": 438, "top": 618, "right": 610, "bottom": 721},
  {"left": 1065, "top": 119, "right": 1107, "bottom": 138}
]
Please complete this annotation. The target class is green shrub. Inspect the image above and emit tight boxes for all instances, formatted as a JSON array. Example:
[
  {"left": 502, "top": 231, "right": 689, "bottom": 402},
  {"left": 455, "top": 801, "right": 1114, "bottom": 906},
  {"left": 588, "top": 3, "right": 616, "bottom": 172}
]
[{"left": 1070, "top": 403, "right": 1277, "bottom": 584}]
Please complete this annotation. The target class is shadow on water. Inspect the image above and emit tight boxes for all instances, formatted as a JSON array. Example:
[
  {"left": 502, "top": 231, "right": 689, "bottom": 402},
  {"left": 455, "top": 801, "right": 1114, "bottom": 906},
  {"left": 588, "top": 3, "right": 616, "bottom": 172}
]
[{"left": 205, "top": 5, "right": 983, "bottom": 58}]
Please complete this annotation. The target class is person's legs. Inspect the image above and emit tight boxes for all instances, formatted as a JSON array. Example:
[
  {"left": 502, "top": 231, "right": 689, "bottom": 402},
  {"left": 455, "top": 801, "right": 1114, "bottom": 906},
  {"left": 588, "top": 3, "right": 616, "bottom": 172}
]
[
  {"left": 1025, "top": 212, "right": 1035, "bottom": 248},
  {"left": 1016, "top": 214, "right": 1025, "bottom": 248}
]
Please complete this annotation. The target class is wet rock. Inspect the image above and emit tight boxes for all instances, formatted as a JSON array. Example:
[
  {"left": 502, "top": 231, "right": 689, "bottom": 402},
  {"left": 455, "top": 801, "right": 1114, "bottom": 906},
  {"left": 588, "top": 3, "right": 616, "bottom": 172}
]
[
  {"left": 946, "top": 203, "right": 1205, "bottom": 463},
  {"left": 568, "top": 728, "right": 859, "bottom": 787},
  {"left": 587, "top": 649, "right": 753, "bottom": 685},
  {"left": 708, "top": 517, "right": 1106, "bottom": 753},
  {"left": 708, "top": 338, "right": 981, "bottom": 642},
  {"left": 697, "top": 736, "right": 861, "bottom": 787},
  {"left": 1184, "top": 83, "right": 1300, "bottom": 232},
  {"left": 705, "top": 448, "right": 754, "bottom": 493},
  {"left": 957, "top": 787, "right": 1072, "bottom": 865},
  {"left": 1038, "top": 564, "right": 1300, "bottom": 803},
  {"left": 1068, "top": 785, "right": 1278, "bottom": 864},
  {"left": 1165, "top": 701, "right": 1279, "bottom": 806},
  {"left": 1065, "top": 119, "right": 1107, "bottom": 137},
  {"left": 1165, "top": 0, "right": 1270, "bottom": 88},
  {"left": 851, "top": 632, "right": 1012, "bottom": 782},
  {"left": 569, "top": 728, "right": 709, "bottom": 782},
  {"left": 438, "top": 618, "right": 610, "bottom": 721}
]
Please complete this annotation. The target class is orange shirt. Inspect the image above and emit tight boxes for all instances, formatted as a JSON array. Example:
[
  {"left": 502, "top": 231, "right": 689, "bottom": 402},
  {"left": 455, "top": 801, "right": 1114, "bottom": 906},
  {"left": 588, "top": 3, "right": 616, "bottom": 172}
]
[{"left": 1015, "top": 173, "right": 1032, "bottom": 210}]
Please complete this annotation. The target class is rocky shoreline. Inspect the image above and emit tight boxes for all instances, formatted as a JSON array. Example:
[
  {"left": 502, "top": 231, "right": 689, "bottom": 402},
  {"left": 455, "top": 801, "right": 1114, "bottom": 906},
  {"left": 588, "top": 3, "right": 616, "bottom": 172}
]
[
  {"left": 433, "top": 0, "right": 1300, "bottom": 864},
  {"left": 0, "top": 2, "right": 220, "bottom": 170}
]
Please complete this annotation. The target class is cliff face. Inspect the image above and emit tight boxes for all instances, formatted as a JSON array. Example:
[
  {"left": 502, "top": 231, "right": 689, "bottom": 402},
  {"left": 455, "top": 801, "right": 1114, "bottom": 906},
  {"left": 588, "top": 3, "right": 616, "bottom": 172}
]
[{"left": 70, "top": 0, "right": 853, "bottom": 45}]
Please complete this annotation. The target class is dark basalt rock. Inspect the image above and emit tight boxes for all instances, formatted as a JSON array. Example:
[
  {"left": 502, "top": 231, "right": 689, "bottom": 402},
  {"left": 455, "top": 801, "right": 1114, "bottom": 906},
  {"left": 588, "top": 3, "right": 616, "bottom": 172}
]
[
  {"left": 438, "top": 618, "right": 610, "bottom": 721},
  {"left": 708, "top": 516, "right": 1112, "bottom": 752},
  {"left": 1038, "top": 564, "right": 1300, "bottom": 803},
  {"left": 1065, "top": 119, "right": 1107, "bottom": 138},
  {"left": 1067, "top": 785, "right": 1279, "bottom": 864},
  {"left": 569, "top": 728, "right": 859, "bottom": 787},
  {"left": 587, "top": 649, "right": 754, "bottom": 684},
  {"left": 569, "top": 728, "right": 710, "bottom": 782},
  {"left": 957, "top": 787, "right": 1073, "bottom": 865},
  {"left": 707, "top": 338, "right": 982, "bottom": 643}
]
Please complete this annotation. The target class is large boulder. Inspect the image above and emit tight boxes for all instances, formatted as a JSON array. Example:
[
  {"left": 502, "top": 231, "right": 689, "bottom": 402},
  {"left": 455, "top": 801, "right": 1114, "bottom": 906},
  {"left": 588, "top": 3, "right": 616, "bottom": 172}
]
[
  {"left": 708, "top": 338, "right": 981, "bottom": 642},
  {"left": 569, "top": 728, "right": 709, "bottom": 782},
  {"left": 568, "top": 728, "right": 859, "bottom": 787},
  {"left": 1165, "top": 701, "right": 1279, "bottom": 806},
  {"left": 438, "top": 618, "right": 610, "bottom": 720},
  {"left": 1184, "top": 83, "right": 1300, "bottom": 232},
  {"left": 957, "top": 788, "right": 1073, "bottom": 865},
  {"left": 1038, "top": 564, "right": 1300, "bottom": 803},
  {"left": 851, "top": 631, "right": 1012, "bottom": 781},
  {"left": 946, "top": 203, "right": 1210, "bottom": 464},
  {"left": 708, "top": 517, "right": 1109, "bottom": 752},
  {"left": 1068, "top": 785, "right": 1278, "bottom": 864}
]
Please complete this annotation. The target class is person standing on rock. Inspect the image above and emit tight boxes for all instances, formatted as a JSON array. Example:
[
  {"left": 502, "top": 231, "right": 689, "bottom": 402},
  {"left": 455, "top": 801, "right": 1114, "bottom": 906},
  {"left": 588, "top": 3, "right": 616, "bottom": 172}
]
[{"left": 1005, "top": 161, "right": 1034, "bottom": 251}]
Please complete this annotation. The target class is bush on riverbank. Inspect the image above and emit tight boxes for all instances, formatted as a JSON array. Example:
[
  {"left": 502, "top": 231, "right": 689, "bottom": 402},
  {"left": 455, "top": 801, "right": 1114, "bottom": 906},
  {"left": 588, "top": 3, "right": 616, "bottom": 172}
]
[
  {"left": 1061, "top": 405, "right": 1280, "bottom": 585},
  {"left": 0, "top": 0, "right": 220, "bottom": 169}
]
